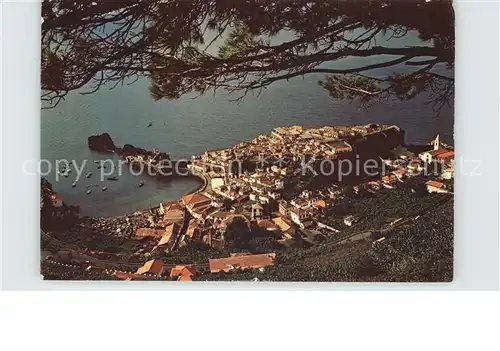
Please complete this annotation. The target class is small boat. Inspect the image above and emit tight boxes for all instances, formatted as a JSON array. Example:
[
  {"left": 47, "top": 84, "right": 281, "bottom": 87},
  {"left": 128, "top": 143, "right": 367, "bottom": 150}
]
[
  {"left": 107, "top": 176, "right": 118, "bottom": 181},
  {"left": 71, "top": 181, "right": 76, "bottom": 187},
  {"left": 94, "top": 160, "right": 100, "bottom": 164},
  {"left": 147, "top": 122, "right": 153, "bottom": 128},
  {"left": 64, "top": 173, "right": 69, "bottom": 178},
  {"left": 85, "top": 172, "right": 92, "bottom": 178},
  {"left": 97, "top": 165, "right": 102, "bottom": 169},
  {"left": 86, "top": 189, "right": 92, "bottom": 195},
  {"left": 102, "top": 186, "right": 107, "bottom": 191},
  {"left": 138, "top": 180, "right": 145, "bottom": 187}
]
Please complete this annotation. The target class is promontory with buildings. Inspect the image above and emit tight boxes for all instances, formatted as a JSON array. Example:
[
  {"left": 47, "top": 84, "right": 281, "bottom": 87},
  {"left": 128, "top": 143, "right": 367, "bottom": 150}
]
[{"left": 41, "top": 123, "right": 454, "bottom": 282}]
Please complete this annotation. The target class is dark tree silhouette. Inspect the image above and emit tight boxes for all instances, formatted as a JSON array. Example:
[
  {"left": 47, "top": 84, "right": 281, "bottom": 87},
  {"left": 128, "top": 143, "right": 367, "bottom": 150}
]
[{"left": 41, "top": 0, "right": 454, "bottom": 110}]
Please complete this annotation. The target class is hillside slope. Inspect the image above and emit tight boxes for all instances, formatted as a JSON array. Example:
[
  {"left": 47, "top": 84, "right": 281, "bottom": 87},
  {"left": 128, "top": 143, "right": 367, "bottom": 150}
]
[{"left": 198, "top": 199, "right": 453, "bottom": 282}]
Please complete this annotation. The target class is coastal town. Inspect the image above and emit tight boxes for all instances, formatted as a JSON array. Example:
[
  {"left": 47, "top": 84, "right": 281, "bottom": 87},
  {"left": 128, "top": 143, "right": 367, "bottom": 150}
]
[{"left": 41, "top": 123, "right": 454, "bottom": 281}]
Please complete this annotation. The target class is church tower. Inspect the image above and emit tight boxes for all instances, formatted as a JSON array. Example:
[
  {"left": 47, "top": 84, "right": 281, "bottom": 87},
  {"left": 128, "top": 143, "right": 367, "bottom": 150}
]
[{"left": 433, "top": 134, "right": 440, "bottom": 150}]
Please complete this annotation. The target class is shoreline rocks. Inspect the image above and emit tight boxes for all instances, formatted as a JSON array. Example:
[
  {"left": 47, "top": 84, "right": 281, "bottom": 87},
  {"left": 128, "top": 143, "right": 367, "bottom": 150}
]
[
  {"left": 88, "top": 133, "right": 170, "bottom": 161},
  {"left": 88, "top": 133, "right": 116, "bottom": 152}
]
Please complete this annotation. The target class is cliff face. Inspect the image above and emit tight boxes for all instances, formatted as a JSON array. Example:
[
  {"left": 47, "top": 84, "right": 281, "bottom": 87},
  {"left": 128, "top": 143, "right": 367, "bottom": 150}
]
[{"left": 88, "top": 133, "right": 116, "bottom": 152}]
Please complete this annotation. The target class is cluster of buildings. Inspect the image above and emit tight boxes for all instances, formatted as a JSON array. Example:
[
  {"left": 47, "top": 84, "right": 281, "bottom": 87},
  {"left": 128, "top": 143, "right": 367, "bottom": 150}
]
[
  {"left": 380, "top": 134, "right": 454, "bottom": 193},
  {"left": 189, "top": 123, "right": 403, "bottom": 175},
  {"left": 132, "top": 125, "right": 376, "bottom": 246},
  {"left": 134, "top": 126, "right": 454, "bottom": 254},
  {"left": 111, "top": 252, "right": 277, "bottom": 281},
  {"left": 362, "top": 134, "right": 454, "bottom": 193},
  {"left": 44, "top": 125, "right": 456, "bottom": 281},
  {"left": 118, "top": 125, "right": 454, "bottom": 279}
]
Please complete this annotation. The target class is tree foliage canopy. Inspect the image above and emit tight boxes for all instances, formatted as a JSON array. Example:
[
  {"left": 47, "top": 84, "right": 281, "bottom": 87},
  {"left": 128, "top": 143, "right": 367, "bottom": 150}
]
[{"left": 41, "top": 0, "right": 454, "bottom": 110}]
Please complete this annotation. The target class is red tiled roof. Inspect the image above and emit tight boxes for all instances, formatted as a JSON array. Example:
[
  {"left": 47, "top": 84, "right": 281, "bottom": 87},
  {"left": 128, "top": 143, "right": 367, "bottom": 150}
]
[
  {"left": 436, "top": 151, "right": 454, "bottom": 159},
  {"left": 426, "top": 180, "right": 445, "bottom": 188},
  {"left": 170, "top": 265, "right": 198, "bottom": 278},
  {"left": 136, "top": 259, "right": 164, "bottom": 276},
  {"left": 209, "top": 253, "right": 276, "bottom": 273},
  {"left": 182, "top": 193, "right": 211, "bottom": 206},
  {"left": 429, "top": 148, "right": 452, "bottom": 156},
  {"left": 314, "top": 200, "right": 326, "bottom": 208},
  {"left": 157, "top": 224, "right": 176, "bottom": 246},
  {"left": 162, "top": 200, "right": 181, "bottom": 212},
  {"left": 135, "top": 228, "right": 166, "bottom": 237}
]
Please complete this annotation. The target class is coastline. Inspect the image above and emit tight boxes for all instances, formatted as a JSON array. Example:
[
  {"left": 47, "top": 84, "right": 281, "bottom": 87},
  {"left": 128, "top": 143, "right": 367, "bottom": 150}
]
[
  {"left": 103, "top": 172, "right": 206, "bottom": 218},
  {"left": 42, "top": 122, "right": 454, "bottom": 282},
  {"left": 190, "top": 172, "right": 209, "bottom": 194}
]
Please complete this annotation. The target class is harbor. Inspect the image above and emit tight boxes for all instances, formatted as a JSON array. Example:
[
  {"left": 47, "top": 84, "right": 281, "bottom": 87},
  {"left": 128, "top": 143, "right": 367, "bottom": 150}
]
[{"left": 43, "top": 137, "right": 207, "bottom": 217}]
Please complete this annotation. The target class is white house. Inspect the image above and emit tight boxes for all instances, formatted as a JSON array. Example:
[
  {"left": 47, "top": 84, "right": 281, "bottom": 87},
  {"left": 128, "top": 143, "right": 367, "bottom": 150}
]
[
  {"left": 251, "top": 203, "right": 263, "bottom": 221},
  {"left": 268, "top": 191, "right": 281, "bottom": 200},
  {"left": 301, "top": 190, "right": 311, "bottom": 199},
  {"left": 210, "top": 200, "right": 224, "bottom": 208},
  {"left": 344, "top": 215, "right": 358, "bottom": 226},
  {"left": 290, "top": 208, "right": 312, "bottom": 228},
  {"left": 270, "top": 165, "right": 280, "bottom": 174},
  {"left": 210, "top": 178, "right": 225, "bottom": 189},
  {"left": 425, "top": 180, "right": 447, "bottom": 193},
  {"left": 278, "top": 201, "right": 289, "bottom": 216},
  {"left": 259, "top": 195, "right": 270, "bottom": 204},
  {"left": 419, "top": 148, "right": 452, "bottom": 164},
  {"left": 274, "top": 179, "right": 284, "bottom": 190},
  {"left": 442, "top": 168, "right": 454, "bottom": 180}
]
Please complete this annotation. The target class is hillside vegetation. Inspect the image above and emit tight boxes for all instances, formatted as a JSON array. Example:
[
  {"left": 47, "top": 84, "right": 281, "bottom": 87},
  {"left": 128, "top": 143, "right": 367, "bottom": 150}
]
[{"left": 198, "top": 199, "right": 453, "bottom": 282}]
